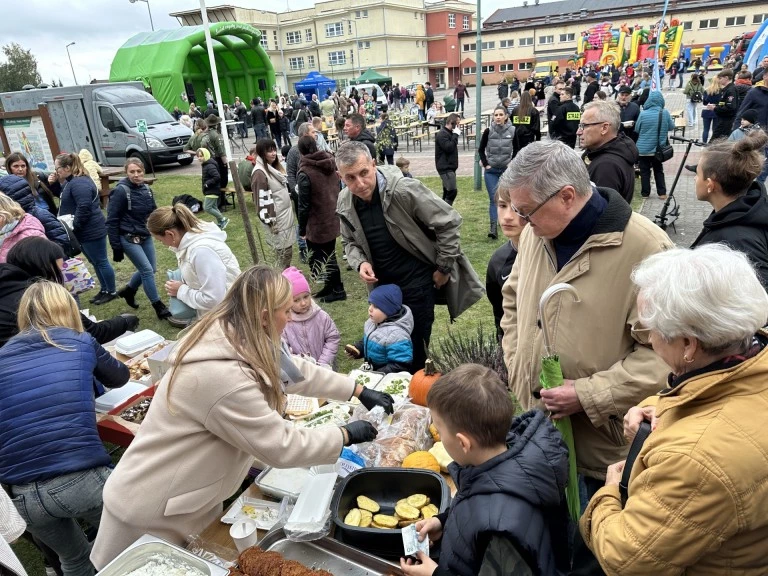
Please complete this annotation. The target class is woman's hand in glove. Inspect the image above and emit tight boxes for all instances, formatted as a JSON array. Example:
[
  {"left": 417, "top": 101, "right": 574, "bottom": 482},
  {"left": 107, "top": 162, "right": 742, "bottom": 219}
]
[
  {"left": 341, "top": 421, "right": 378, "bottom": 446},
  {"left": 358, "top": 386, "right": 395, "bottom": 415}
]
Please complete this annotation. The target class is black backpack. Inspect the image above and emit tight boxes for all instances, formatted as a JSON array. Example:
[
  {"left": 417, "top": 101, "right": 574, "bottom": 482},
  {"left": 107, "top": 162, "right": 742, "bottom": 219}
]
[{"left": 172, "top": 194, "right": 203, "bottom": 213}]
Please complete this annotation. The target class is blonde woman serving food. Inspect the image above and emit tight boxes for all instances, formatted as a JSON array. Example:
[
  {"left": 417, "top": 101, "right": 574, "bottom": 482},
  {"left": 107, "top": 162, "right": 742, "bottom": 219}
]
[{"left": 91, "top": 266, "right": 394, "bottom": 567}]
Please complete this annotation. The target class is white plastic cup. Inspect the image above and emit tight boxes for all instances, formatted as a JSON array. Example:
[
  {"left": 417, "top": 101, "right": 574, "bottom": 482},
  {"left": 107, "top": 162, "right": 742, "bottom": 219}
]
[{"left": 229, "top": 518, "right": 259, "bottom": 552}]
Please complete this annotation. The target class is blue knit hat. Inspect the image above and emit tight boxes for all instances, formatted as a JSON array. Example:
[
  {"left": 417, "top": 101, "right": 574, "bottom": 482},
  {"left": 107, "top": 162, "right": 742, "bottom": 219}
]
[{"left": 368, "top": 284, "right": 402, "bottom": 317}]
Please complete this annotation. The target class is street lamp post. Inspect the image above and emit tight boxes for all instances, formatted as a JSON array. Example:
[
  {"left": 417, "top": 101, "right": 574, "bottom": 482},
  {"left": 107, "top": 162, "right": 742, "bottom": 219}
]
[
  {"left": 129, "top": 0, "right": 155, "bottom": 31},
  {"left": 473, "top": 0, "right": 482, "bottom": 191},
  {"left": 65, "top": 42, "right": 78, "bottom": 86}
]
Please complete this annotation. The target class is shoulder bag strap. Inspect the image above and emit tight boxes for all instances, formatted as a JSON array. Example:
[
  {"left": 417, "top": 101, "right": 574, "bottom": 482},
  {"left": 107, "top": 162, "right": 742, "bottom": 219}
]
[
  {"left": 656, "top": 109, "right": 663, "bottom": 151},
  {"left": 619, "top": 420, "right": 652, "bottom": 507}
]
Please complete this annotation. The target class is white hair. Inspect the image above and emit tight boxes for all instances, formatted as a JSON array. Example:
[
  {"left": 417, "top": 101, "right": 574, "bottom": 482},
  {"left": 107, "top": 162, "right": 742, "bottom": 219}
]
[
  {"left": 498, "top": 140, "right": 591, "bottom": 203},
  {"left": 583, "top": 100, "right": 621, "bottom": 134},
  {"left": 336, "top": 141, "right": 372, "bottom": 168},
  {"left": 632, "top": 244, "right": 768, "bottom": 354}
]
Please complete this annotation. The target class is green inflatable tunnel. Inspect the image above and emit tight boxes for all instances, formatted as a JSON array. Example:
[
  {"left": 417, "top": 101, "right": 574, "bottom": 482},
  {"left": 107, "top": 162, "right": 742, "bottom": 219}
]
[{"left": 110, "top": 22, "right": 276, "bottom": 112}]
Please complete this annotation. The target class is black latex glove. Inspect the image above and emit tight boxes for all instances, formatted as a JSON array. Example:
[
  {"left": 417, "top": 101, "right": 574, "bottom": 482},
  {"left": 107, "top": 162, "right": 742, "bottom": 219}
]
[
  {"left": 342, "top": 421, "right": 378, "bottom": 446},
  {"left": 120, "top": 314, "right": 139, "bottom": 332},
  {"left": 113, "top": 249, "right": 124, "bottom": 263},
  {"left": 359, "top": 386, "right": 395, "bottom": 415}
]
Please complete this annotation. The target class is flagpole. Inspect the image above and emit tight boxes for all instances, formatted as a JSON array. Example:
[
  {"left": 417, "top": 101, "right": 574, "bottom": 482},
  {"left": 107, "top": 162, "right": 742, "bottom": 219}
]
[{"left": 651, "top": 0, "right": 671, "bottom": 92}]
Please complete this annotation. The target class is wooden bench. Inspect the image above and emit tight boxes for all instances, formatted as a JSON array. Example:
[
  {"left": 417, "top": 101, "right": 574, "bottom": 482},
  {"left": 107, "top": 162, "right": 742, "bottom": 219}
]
[
  {"left": 224, "top": 186, "right": 237, "bottom": 208},
  {"left": 409, "top": 132, "right": 426, "bottom": 152},
  {"left": 672, "top": 116, "right": 688, "bottom": 138}
]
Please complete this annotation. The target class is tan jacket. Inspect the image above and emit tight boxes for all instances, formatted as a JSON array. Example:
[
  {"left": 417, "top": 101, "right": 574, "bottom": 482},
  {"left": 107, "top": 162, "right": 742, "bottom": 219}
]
[
  {"left": 580, "top": 336, "right": 768, "bottom": 575},
  {"left": 501, "top": 188, "right": 672, "bottom": 478},
  {"left": 91, "top": 322, "right": 355, "bottom": 568}
]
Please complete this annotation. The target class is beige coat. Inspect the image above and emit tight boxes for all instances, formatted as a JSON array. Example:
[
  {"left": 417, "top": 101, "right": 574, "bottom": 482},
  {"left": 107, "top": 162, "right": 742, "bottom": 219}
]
[
  {"left": 581, "top": 335, "right": 768, "bottom": 575},
  {"left": 90, "top": 322, "right": 355, "bottom": 568},
  {"left": 501, "top": 188, "right": 673, "bottom": 479}
]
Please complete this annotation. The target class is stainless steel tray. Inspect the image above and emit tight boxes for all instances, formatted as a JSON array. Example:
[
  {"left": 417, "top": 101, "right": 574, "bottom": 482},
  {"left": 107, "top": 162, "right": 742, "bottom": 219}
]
[
  {"left": 259, "top": 528, "right": 404, "bottom": 575},
  {"left": 98, "top": 534, "right": 228, "bottom": 576}
]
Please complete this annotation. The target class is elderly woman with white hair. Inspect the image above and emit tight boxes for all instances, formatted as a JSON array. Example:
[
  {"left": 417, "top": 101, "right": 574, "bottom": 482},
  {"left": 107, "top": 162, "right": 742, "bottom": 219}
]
[{"left": 581, "top": 243, "right": 768, "bottom": 575}]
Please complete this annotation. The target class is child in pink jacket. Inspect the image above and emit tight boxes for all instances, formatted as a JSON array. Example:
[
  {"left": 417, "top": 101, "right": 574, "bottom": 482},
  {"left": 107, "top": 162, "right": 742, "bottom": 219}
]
[
  {"left": 281, "top": 266, "right": 341, "bottom": 369},
  {"left": 0, "top": 202, "right": 45, "bottom": 263}
]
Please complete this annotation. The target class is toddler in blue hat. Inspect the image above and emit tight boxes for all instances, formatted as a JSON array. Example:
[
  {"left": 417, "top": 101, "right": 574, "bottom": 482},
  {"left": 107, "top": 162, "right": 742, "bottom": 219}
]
[{"left": 345, "top": 284, "right": 414, "bottom": 373}]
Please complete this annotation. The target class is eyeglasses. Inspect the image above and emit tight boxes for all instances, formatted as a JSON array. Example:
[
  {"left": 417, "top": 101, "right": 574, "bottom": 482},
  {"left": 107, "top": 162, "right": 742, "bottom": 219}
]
[
  {"left": 510, "top": 188, "right": 561, "bottom": 223},
  {"left": 577, "top": 122, "right": 605, "bottom": 131}
]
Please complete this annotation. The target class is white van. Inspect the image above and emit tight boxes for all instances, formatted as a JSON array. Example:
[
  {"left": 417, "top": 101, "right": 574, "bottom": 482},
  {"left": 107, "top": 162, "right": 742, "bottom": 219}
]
[{"left": 345, "top": 83, "right": 388, "bottom": 106}]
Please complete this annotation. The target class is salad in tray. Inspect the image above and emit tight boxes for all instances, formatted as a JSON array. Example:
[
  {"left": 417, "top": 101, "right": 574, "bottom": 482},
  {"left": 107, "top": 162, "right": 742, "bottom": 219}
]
[
  {"left": 293, "top": 402, "right": 351, "bottom": 429},
  {"left": 372, "top": 372, "right": 412, "bottom": 404}
]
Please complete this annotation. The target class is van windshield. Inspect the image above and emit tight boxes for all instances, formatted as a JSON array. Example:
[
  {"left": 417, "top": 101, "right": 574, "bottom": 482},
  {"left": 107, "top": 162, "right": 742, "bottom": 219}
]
[{"left": 115, "top": 103, "right": 175, "bottom": 127}]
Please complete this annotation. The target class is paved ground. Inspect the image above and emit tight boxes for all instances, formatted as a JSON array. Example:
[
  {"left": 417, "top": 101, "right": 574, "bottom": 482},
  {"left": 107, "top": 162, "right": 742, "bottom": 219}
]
[{"left": 159, "top": 84, "right": 709, "bottom": 248}]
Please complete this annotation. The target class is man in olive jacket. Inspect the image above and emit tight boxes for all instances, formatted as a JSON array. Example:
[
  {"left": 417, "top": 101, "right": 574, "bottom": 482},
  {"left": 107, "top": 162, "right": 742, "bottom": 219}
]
[
  {"left": 336, "top": 141, "right": 484, "bottom": 371},
  {"left": 499, "top": 140, "right": 672, "bottom": 573}
]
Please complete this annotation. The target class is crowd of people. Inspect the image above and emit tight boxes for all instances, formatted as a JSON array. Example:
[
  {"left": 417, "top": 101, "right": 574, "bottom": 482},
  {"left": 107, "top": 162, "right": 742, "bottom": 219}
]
[{"left": 2, "top": 53, "right": 768, "bottom": 576}]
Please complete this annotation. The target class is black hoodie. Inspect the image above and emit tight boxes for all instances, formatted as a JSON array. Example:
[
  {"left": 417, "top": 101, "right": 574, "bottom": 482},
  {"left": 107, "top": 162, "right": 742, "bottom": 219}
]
[
  {"left": 351, "top": 128, "right": 377, "bottom": 159},
  {"left": 691, "top": 182, "right": 768, "bottom": 290},
  {"left": 583, "top": 133, "right": 640, "bottom": 204}
]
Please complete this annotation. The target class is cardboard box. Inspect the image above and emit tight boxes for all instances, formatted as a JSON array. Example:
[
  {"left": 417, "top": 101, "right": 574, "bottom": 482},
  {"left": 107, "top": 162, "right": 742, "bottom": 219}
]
[{"left": 146, "top": 341, "right": 176, "bottom": 383}]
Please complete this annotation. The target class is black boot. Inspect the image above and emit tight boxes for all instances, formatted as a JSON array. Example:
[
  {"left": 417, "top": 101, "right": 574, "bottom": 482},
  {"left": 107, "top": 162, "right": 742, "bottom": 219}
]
[
  {"left": 118, "top": 285, "right": 139, "bottom": 309},
  {"left": 152, "top": 300, "right": 173, "bottom": 320},
  {"left": 443, "top": 189, "right": 458, "bottom": 206},
  {"left": 488, "top": 221, "right": 498, "bottom": 240}
]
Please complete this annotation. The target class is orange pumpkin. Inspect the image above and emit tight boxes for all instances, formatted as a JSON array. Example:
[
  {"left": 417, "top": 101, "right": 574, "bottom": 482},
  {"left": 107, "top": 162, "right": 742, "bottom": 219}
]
[
  {"left": 409, "top": 359, "right": 440, "bottom": 407},
  {"left": 402, "top": 451, "right": 441, "bottom": 473}
]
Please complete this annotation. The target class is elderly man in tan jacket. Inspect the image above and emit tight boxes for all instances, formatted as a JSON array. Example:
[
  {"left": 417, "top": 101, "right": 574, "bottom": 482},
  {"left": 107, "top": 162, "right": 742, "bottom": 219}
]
[{"left": 499, "top": 139, "right": 672, "bottom": 573}]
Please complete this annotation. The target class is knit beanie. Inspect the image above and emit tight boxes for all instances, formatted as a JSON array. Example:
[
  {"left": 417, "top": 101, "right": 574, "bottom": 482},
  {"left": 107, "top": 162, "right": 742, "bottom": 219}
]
[
  {"left": 282, "top": 266, "right": 311, "bottom": 297},
  {"left": 368, "top": 284, "right": 402, "bottom": 317},
  {"left": 741, "top": 109, "right": 759, "bottom": 125},
  {"left": 197, "top": 147, "right": 211, "bottom": 161}
]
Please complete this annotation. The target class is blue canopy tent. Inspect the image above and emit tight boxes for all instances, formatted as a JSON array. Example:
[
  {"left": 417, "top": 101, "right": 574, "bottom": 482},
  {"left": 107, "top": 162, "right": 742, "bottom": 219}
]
[{"left": 294, "top": 72, "right": 336, "bottom": 101}]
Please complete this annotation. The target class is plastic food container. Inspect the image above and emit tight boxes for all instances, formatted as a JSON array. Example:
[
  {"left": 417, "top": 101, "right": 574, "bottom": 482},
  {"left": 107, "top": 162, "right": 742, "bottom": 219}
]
[
  {"left": 95, "top": 381, "right": 149, "bottom": 413},
  {"left": 255, "top": 467, "right": 311, "bottom": 501},
  {"left": 116, "top": 330, "right": 165, "bottom": 357},
  {"left": 331, "top": 468, "right": 450, "bottom": 560}
]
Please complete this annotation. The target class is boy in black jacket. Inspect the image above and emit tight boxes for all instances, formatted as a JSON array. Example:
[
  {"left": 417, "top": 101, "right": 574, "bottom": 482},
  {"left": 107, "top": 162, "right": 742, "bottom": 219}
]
[
  {"left": 196, "top": 148, "right": 228, "bottom": 229},
  {"left": 400, "top": 364, "right": 569, "bottom": 576}
]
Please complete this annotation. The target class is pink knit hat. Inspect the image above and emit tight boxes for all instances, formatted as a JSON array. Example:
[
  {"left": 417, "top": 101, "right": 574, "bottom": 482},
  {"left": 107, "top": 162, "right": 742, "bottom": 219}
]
[{"left": 282, "top": 266, "right": 310, "bottom": 297}]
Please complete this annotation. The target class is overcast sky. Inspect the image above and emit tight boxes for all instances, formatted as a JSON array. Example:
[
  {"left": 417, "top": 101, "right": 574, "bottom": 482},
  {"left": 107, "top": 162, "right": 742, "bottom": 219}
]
[{"left": 1, "top": 0, "right": 553, "bottom": 86}]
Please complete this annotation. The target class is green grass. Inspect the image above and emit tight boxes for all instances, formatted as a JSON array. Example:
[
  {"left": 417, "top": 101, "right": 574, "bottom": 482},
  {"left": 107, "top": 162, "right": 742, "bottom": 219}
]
[{"left": 12, "top": 174, "right": 643, "bottom": 572}]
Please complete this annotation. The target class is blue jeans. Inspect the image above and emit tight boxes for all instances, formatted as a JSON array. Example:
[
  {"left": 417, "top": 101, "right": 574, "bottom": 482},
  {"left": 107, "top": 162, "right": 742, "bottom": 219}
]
[
  {"left": 11, "top": 466, "right": 112, "bottom": 576},
  {"left": 702, "top": 116, "right": 713, "bottom": 143},
  {"left": 254, "top": 124, "right": 268, "bottom": 140},
  {"left": 758, "top": 147, "right": 768, "bottom": 184},
  {"left": 483, "top": 167, "right": 504, "bottom": 223},
  {"left": 121, "top": 236, "right": 159, "bottom": 303},
  {"left": 80, "top": 237, "right": 116, "bottom": 294}
]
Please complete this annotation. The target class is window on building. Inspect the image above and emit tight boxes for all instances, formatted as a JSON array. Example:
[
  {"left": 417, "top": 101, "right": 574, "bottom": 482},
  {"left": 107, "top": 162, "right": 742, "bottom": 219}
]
[
  {"left": 539, "top": 35, "right": 554, "bottom": 45},
  {"left": 753, "top": 14, "right": 767, "bottom": 24},
  {"left": 699, "top": 19, "right": 718, "bottom": 29},
  {"left": 725, "top": 16, "right": 746, "bottom": 26},
  {"left": 519, "top": 37, "right": 534, "bottom": 46},
  {"left": 286, "top": 30, "right": 302, "bottom": 44},
  {"left": 288, "top": 57, "right": 304, "bottom": 70},
  {"left": 355, "top": 9, "right": 368, "bottom": 18},
  {"left": 519, "top": 62, "right": 533, "bottom": 70},
  {"left": 448, "top": 13, "right": 456, "bottom": 28},
  {"left": 500, "top": 63, "right": 514, "bottom": 71},
  {"left": 325, "top": 22, "right": 343, "bottom": 37},
  {"left": 328, "top": 50, "right": 346, "bottom": 66},
  {"left": 259, "top": 30, "right": 269, "bottom": 49},
  {"left": 348, "top": 21, "right": 353, "bottom": 35},
  {"left": 463, "top": 66, "right": 476, "bottom": 74},
  {"left": 273, "top": 30, "right": 278, "bottom": 43},
  {"left": 421, "top": 13, "right": 424, "bottom": 20},
  {"left": 500, "top": 39, "right": 514, "bottom": 48},
  {"left": 463, "top": 15, "right": 470, "bottom": 30},
  {"left": 559, "top": 33, "right": 575, "bottom": 42},
  {"left": 682, "top": 21, "right": 693, "bottom": 31},
  {"left": 307, "top": 55, "right": 315, "bottom": 67},
  {"left": 358, "top": 41, "right": 371, "bottom": 49},
  {"left": 305, "top": 28, "right": 313, "bottom": 42},
  {"left": 481, "top": 41, "right": 495, "bottom": 50},
  {"left": 463, "top": 43, "right": 476, "bottom": 51},
  {"left": 481, "top": 65, "right": 495, "bottom": 73},
  {"left": 414, "top": 12, "right": 417, "bottom": 19}
]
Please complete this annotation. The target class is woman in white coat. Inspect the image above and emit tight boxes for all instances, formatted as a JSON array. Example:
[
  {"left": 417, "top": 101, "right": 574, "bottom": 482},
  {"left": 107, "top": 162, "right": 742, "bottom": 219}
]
[
  {"left": 148, "top": 203, "right": 240, "bottom": 325},
  {"left": 90, "top": 266, "right": 394, "bottom": 567}
]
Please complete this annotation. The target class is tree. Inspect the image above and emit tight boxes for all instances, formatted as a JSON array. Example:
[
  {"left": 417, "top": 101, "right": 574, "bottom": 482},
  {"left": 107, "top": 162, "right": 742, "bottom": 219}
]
[{"left": 0, "top": 43, "right": 42, "bottom": 92}]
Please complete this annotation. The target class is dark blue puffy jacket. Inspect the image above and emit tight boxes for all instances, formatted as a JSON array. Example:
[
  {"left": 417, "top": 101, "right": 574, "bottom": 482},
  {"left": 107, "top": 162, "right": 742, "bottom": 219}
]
[
  {"left": 58, "top": 175, "right": 107, "bottom": 242},
  {"left": 0, "top": 175, "right": 70, "bottom": 252},
  {"left": 0, "top": 327, "right": 129, "bottom": 485},
  {"left": 106, "top": 178, "right": 157, "bottom": 252},
  {"left": 439, "top": 410, "right": 570, "bottom": 576}
]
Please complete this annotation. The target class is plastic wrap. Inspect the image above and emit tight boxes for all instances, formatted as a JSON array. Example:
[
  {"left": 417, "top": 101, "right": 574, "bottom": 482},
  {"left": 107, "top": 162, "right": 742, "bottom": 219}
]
[
  {"left": 185, "top": 535, "right": 238, "bottom": 566},
  {"left": 350, "top": 403, "right": 433, "bottom": 468}
]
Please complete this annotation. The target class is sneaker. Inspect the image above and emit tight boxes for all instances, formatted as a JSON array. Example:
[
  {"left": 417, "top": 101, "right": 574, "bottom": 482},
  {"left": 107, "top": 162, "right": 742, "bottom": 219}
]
[
  {"left": 318, "top": 289, "right": 347, "bottom": 303},
  {"left": 658, "top": 195, "right": 668, "bottom": 200},
  {"left": 168, "top": 316, "right": 192, "bottom": 328},
  {"left": 94, "top": 292, "right": 119, "bottom": 305},
  {"left": 220, "top": 218, "right": 230, "bottom": 230},
  {"left": 45, "top": 567, "right": 57, "bottom": 576}
]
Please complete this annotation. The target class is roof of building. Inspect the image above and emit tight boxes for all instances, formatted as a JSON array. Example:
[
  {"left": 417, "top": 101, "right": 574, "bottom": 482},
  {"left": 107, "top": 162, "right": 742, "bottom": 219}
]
[{"left": 484, "top": 0, "right": 762, "bottom": 28}]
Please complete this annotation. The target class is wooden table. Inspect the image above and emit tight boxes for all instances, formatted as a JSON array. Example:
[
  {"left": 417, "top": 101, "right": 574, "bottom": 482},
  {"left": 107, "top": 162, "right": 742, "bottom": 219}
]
[
  {"left": 459, "top": 118, "right": 476, "bottom": 150},
  {"left": 97, "top": 169, "right": 157, "bottom": 209}
]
